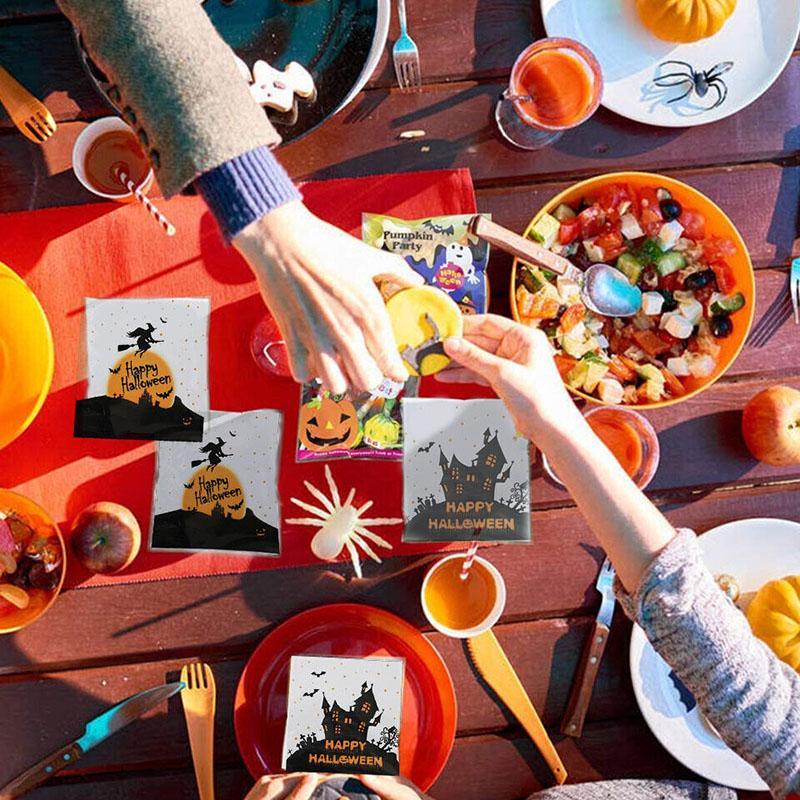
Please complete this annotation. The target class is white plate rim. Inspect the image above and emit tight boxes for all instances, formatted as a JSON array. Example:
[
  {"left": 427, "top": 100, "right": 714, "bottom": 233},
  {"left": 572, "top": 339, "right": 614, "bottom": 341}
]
[
  {"left": 540, "top": 0, "right": 800, "bottom": 128},
  {"left": 629, "top": 517, "right": 800, "bottom": 790}
]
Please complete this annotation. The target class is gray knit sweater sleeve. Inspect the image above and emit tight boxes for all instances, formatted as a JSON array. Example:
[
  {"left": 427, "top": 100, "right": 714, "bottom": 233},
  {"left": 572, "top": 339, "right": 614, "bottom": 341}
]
[{"left": 615, "top": 529, "right": 800, "bottom": 798}]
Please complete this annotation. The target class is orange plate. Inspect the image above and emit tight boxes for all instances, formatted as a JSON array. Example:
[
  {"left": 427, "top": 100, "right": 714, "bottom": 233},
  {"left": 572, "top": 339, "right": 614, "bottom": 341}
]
[
  {"left": 234, "top": 603, "right": 457, "bottom": 791},
  {"left": 0, "top": 490, "right": 65, "bottom": 634},
  {"left": 0, "top": 262, "right": 54, "bottom": 449},
  {"left": 509, "top": 172, "right": 756, "bottom": 409}
]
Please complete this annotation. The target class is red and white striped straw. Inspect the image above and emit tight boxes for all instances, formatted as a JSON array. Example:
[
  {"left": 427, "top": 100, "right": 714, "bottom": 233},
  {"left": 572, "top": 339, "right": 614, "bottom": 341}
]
[
  {"left": 116, "top": 167, "right": 175, "bottom": 237},
  {"left": 459, "top": 540, "right": 480, "bottom": 581}
]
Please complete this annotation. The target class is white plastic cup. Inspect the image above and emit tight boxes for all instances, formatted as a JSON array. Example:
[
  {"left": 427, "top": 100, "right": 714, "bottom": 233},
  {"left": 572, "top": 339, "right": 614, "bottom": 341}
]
[
  {"left": 72, "top": 116, "right": 154, "bottom": 202},
  {"left": 421, "top": 553, "right": 507, "bottom": 639}
]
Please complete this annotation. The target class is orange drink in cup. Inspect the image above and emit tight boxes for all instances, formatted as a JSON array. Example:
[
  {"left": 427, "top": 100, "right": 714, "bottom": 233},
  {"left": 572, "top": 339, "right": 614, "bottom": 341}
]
[
  {"left": 421, "top": 553, "right": 506, "bottom": 638},
  {"left": 72, "top": 117, "right": 153, "bottom": 202}
]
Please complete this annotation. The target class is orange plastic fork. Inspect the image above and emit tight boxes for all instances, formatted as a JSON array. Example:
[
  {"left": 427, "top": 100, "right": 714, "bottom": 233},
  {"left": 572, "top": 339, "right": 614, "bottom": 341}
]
[
  {"left": 0, "top": 66, "right": 56, "bottom": 144},
  {"left": 180, "top": 662, "right": 217, "bottom": 800}
]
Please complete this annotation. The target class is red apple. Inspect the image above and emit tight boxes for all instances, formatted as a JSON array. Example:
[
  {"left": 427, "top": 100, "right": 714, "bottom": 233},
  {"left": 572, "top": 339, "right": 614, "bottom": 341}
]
[
  {"left": 71, "top": 502, "right": 141, "bottom": 574},
  {"left": 742, "top": 385, "right": 800, "bottom": 466}
]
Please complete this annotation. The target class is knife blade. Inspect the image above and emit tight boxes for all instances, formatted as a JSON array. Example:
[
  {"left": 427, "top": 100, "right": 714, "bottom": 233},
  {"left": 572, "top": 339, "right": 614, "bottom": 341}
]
[
  {"left": 467, "top": 629, "right": 568, "bottom": 786},
  {"left": 560, "top": 557, "right": 617, "bottom": 738},
  {"left": 0, "top": 681, "right": 184, "bottom": 800}
]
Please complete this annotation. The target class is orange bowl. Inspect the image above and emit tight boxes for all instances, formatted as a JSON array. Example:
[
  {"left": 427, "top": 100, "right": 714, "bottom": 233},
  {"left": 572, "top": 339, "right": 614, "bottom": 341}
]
[
  {"left": 0, "top": 490, "right": 66, "bottom": 634},
  {"left": 510, "top": 171, "right": 755, "bottom": 409},
  {"left": 0, "top": 262, "right": 54, "bottom": 449}
]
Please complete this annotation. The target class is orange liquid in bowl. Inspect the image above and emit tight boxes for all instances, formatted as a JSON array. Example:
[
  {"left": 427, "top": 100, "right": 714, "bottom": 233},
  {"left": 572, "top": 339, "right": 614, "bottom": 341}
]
[
  {"left": 512, "top": 48, "right": 595, "bottom": 128},
  {"left": 84, "top": 130, "right": 151, "bottom": 195},
  {"left": 424, "top": 557, "right": 497, "bottom": 632},
  {"left": 587, "top": 414, "right": 644, "bottom": 478}
]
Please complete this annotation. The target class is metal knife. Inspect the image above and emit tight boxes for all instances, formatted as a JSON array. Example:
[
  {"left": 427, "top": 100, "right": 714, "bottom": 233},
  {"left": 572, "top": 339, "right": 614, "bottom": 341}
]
[
  {"left": 560, "top": 557, "right": 617, "bottom": 738},
  {"left": 0, "top": 681, "right": 184, "bottom": 799},
  {"left": 467, "top": 629, "right": 568, "bottom": 786}
]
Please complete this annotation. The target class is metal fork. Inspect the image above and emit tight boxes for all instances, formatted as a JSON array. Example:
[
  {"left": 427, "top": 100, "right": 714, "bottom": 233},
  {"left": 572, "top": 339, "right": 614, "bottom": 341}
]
[
  {"left": 791, "top": 258, "right": 800, "bottom": 325},
  {"left": 392, "top": 0, "right": 421, "bottom": 92},
  {"left": 180, "top": 662, "right": 216, "bottom": 800},
  {"left": 0, "top": 66, "right": 56, "bottom": 144}
]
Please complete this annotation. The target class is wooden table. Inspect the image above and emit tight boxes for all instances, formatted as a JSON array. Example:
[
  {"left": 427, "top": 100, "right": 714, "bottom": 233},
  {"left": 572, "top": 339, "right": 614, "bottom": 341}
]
[{"left": 0, "top": 2, "right": 798, "bottom": 798}]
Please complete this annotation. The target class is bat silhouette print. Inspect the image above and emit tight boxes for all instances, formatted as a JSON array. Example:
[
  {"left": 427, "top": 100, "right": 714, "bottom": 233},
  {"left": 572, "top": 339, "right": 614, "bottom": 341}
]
[
  {"left": 117, "top": 322, "right": 163, "bottom": 357},
  {"left": 108, "top": 365, "right": 121, "bottom": 374},
  {"left": 229, "top": 430, "right": 237, "bottom": 437},
  {"left": 183, "top": 479, "right": 195, "bottom": 489},
  {"left": 311, "top": 670, "right": 326, "bottom": 677},
  {"left": 156, "top": 387, "right": 174, "bottom": 400},
  {"left": 160, "top": 317, "right": 167, "bottom": 324},
  {"left": 417, "top": 441, "right": 435, "bottom": 453},
  {"left": 228, "top": 499, "right": 244, "bottom": 511},
  {"left": 303, "top": 688, "right": 319, "bottom": 698}
]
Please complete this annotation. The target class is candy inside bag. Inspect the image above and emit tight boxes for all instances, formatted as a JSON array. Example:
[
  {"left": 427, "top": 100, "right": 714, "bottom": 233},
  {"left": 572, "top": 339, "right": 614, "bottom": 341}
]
[
  {"left": 362, "top": 213, "right": 491, "bottom": 314},
  {"left": 296, "top": 378, "right": 409, "bottom": 462}
]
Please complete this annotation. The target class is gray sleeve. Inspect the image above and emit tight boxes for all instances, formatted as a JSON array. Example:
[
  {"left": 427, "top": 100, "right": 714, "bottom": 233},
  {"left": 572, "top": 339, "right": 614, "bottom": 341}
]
[
  {"left": 57, "top": 0, "right": 282, "bottom": 196},
  {"left": 615, "top": 529, "right": 800, "bottom": 798}
]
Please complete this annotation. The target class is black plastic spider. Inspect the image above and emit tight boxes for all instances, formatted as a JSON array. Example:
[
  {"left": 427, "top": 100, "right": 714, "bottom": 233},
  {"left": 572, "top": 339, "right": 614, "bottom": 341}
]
[{"left": 653, "top": 60, "right": 733, "bottom": 109}]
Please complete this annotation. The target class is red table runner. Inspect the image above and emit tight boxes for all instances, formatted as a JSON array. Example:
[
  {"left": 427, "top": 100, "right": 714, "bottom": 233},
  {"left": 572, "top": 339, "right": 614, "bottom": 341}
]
[{"left": 0, "top": 168, "right": 493, "bottom": 588}]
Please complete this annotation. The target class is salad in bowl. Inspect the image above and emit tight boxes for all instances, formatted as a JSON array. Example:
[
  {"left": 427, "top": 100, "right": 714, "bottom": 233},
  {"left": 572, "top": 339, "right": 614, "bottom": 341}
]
[{"left": 511, "top": 172, "right": 755, "bottom": 408}]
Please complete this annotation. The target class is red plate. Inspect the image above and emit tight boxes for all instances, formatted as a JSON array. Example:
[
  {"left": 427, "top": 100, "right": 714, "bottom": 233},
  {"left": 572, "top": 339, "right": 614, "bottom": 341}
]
[{"left": 234, "top": 603, "right": 457, "bottom": 791}]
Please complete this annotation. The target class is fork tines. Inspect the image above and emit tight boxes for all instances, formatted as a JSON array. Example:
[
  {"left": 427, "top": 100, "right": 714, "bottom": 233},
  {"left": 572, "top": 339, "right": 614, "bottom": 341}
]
[
  {"left": 791, "top": 258, "right": 800, "bottom": 325},
  {"left": 395, "top": 55, "right": 421, "bottom": 92},
  {"left": 24, "top": 112, "right": 55, "bottom": 143}
]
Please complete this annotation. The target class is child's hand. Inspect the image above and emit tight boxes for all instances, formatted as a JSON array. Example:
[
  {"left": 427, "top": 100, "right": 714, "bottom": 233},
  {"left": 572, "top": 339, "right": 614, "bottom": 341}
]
[
  {"left": 244, "top": 773, "right": 319, "bottom": 800},
  {"left": 356, "top": 774, "right": 435, "bottom": 800}
]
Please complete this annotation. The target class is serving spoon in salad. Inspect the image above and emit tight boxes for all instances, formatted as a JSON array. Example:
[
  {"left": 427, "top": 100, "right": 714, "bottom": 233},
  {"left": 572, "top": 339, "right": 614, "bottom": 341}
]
[{"left": 469, "top": 216, "right": 642, "bottom": 317}]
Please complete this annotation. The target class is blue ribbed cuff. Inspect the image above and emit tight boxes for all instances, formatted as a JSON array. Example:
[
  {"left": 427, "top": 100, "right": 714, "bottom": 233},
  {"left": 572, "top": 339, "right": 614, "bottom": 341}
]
[{"left": 194, "top": 145, "right": 301, "bottom": 242}]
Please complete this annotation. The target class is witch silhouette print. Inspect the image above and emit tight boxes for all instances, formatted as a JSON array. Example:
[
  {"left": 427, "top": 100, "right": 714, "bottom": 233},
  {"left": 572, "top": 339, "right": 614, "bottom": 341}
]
[
  {"left": 151, "top": 410, "right": 281, "bottom": 555},
  {"left": 74, "top": 298, "right": 209, "bottom": 441},
  {"left": 282, "top": 655, "right": 404, "bottom": 776},
  {"left": 403, "top": 398, "right": 531, "bottom": 543}
]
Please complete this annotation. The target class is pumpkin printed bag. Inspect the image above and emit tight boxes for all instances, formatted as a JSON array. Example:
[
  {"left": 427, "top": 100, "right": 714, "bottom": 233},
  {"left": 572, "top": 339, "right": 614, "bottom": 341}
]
[{"left": 296, "top": 380, "right": 406, "bottom": 462}]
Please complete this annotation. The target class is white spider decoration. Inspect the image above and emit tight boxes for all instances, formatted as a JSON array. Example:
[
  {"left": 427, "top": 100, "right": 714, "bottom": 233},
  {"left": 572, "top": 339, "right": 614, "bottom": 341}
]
[{"left": 286, "top": 466, "right": 402, "bottom": 578}]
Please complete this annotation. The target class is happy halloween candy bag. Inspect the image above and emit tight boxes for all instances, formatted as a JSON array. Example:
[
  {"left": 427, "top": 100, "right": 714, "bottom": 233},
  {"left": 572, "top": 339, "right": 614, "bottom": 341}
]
[
  {"left": 296, "top": 379, "right": 407, "bottom": 463},
  {"left": 362, "top": 213, "right": 491, "bottom": 315}
]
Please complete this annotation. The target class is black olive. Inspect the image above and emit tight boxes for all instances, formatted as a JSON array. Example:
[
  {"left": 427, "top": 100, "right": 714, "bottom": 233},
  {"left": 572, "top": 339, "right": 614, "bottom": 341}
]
[
  {"left": 711, "top": 314, "right": 733, "bottom": 338},
  {"left": 571, "top": 247, "right": 593, "bottom": 271},
  {"left": 641, "top": 267, "right": 659, "bottom": 290},
  {"left": 658, "top": 289, "right": 678, "bottom": 312},
  {"left": 683, "top": 269, "right": 715, "bottom": 290},
  {"left": 659, "top": 198, "right": 683, "bottom": 221}
]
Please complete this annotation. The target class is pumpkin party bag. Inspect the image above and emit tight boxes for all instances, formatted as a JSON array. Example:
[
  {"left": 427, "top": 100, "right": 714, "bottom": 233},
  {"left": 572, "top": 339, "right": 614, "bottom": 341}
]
[
  {"left": 296, "top": 380, "right": 406, "bottom": 462},
  {"left": 362, "top": 213, "right": 491, "bottom": 315}
]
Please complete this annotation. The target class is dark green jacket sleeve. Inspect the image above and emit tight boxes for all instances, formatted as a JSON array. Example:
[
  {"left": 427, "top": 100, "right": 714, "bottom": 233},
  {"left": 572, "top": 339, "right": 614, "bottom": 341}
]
[{"left": 58, "top": 0, "right": 282, "bottom": 196}]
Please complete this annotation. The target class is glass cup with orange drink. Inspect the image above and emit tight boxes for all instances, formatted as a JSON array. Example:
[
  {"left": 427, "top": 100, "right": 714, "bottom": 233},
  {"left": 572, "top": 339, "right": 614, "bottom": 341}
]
[
  {"left": 421, "top": 553, "right": 506, "bottom": 638},
  {"left": 495, "top": 37, "right": 603, "bottom": 150},
  {"left": 543, "top": 406, "right": 660, "bottom": 490}
]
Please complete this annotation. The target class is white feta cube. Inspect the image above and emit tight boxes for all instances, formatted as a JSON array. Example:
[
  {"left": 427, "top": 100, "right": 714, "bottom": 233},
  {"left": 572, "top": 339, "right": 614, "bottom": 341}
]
[
  {"left": 687, "top": 353, "right": 715, "bottom": 378},
  {"left": 661, "top": 312, "right": 693, "bottom": 339},
  {"left": 641, "top": 291, "right": 665, "bottom": 316},
  {"left": 620, "top": 212, "right": 644, "bottom": 240},
  {"left": 658, "top": 220, "right": 684, "bottom": 251},
  {"left": 597, "top": 378, "right": 624, "bottom": 405},
  {"left": 556, "top": 276, "right": 582, "bottom": 305},
  {"left": 563, "top": 320, "right": 586, "bottom": 341},
  {"left": 666, "top": 356, "right": 690, "bottom": 377},
  {"left": 583, "top": 239, "right": 605, "bottom": 263},
  {"left": 679, "top": 298, "right": 703, "bottom": 325}
]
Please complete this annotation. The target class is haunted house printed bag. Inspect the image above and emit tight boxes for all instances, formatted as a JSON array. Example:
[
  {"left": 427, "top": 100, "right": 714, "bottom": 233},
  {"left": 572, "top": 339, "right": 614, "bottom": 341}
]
[
  {"left": 282, "top": 655, "right": 404, "bottom": 776},
  {"left": 402, "top": 398, "right": 531, "bottom": 543},
  {"left": 150, "top": 409, "right": 281, "bottom": 556},
  {"left": 74, "top": 297, "right": 209, "bottom": 441}
]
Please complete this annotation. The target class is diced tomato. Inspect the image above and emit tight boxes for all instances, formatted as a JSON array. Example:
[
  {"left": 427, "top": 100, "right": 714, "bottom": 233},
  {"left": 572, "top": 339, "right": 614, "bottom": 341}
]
[
  {"left": 659, "top": 272, "right": 681, "bottom": 291},
  {"left": 710, "top": 259, "right": 736, "bottom": 294},
  {"left": 558, "top": 217, "right": 581, "bottom": 245},
  {"left": 559, "top": 303, "right": 585, "bottom": 333},
  {"left": 661, "top": 367, "right": 687, "bottom": 397},
  {"left": 678, "top": 208, "right": 706, "bottom": 240},
  {"left": 578, "top": 205, "right": 605, "bottom": 238},
  {"left": 701, "top": 236, "right": 737, "bottom": 262},
  {"left": 595, "top": 183, "right": 637, "bottom": 221},
  {"left": 636, "top": 187, "right": 662, "bottom": 214},
  {"left": 608, "top": 356, "right": 636, "bottom": 381},
  {"left": 554, "top": 354, "right": 578, "bottom": 378},
  {"left": 595, "top": 229, "right": 626, "bottom": 261},
  {"left": 636, "top": 383, "right": 652, "bottom": 402},
  {"left": 636, "top": 187, "right": 663, "bottom": 236},
  {"left": 694, "top": 285, "right": 715, "bottom": 310},
  {"left": 657, "top": 329, "right": 680, "bottom": 346},
  {"left": 633, "top": 329, "right": 672, "bottom": 356}
]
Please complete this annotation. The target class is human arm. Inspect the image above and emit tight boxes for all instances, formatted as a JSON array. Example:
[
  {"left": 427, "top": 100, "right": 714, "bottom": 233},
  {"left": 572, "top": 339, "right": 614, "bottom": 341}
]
[{"left": 441, "top": 314, "right": 800, "bottom": 797}]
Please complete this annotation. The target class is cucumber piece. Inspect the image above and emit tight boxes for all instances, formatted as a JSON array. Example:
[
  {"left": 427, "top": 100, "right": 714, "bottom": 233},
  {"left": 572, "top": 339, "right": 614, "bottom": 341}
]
[
  {"left": 616, "top": 252, "right": 643, "bottom": 285},
  {"left": 520, "top": 267, "right": 543, "bottom": 294},
  {"left": 553, "top": 203, "right": 576, "bottom": 221},
  {"left": 710, "top": 291, "right": 745, "bottom": 315},
  {"left": 566, "top": 360, "right": 589, "bottom": 389},
  {"left": 583, "top": 360, "right": 609, "bottom": 393},
  {"left": 529, "top": 213, "right": 560, "bottom": 249},
  {"left": 637, "top": 363, "right": 664, "bottom": 384},
  {"left": 655, "top": 250, "right": 686, "bottom": 276}
]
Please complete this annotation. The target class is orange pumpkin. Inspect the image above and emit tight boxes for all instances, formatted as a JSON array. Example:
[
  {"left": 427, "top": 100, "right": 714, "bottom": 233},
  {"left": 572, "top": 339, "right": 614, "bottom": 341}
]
[{"left": 298, "top": 395, "right": 361, "bottom": 452}]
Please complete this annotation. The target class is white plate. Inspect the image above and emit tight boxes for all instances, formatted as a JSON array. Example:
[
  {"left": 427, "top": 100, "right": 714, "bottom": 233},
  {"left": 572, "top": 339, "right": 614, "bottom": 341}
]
[
  {"left": 540, "top": 0, "right": 800, "bottom": 127},
  {"left": 630, "top": 518, "right": 800, "bottom": 790}
]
